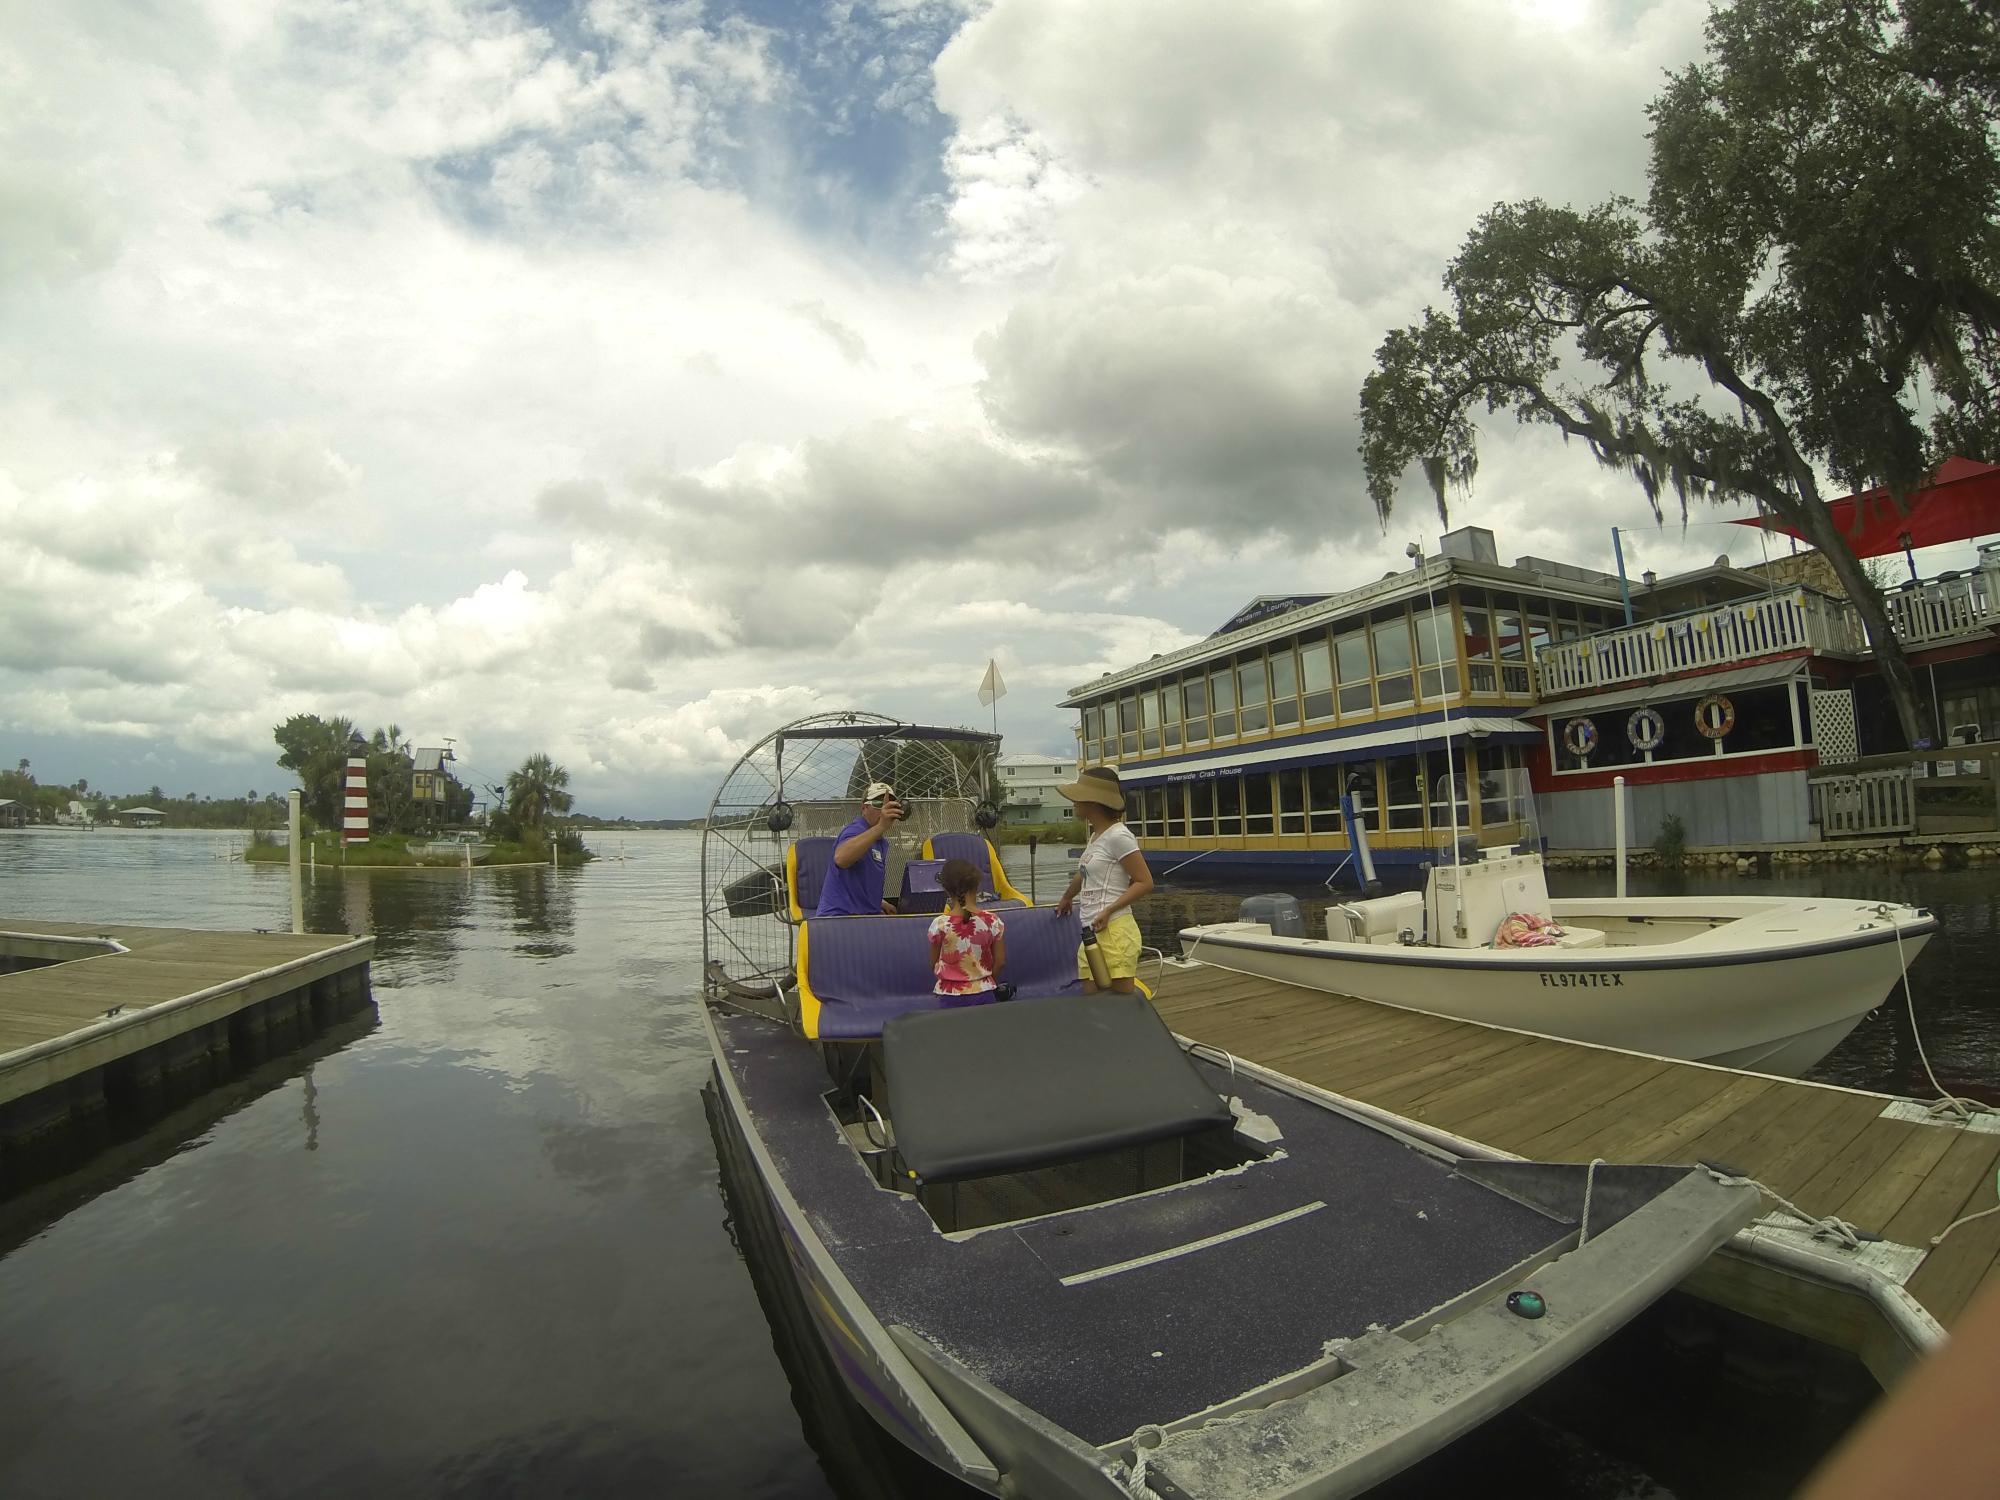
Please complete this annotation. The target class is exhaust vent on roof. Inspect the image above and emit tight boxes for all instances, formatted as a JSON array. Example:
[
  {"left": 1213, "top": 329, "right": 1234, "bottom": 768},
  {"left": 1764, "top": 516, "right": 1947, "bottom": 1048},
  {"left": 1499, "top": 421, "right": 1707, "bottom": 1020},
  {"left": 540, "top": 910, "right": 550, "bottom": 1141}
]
[{"left": 1438, "top": 526, "right": 1497, "bottom": 565}]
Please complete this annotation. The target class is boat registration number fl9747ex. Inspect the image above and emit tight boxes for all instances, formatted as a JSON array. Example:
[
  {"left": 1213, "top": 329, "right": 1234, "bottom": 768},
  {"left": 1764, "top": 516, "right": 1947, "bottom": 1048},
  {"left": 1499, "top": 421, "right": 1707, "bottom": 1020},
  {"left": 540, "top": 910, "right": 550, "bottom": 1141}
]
[{"left": 1541, "top": 971, "right": 1625, "bottom": 988}]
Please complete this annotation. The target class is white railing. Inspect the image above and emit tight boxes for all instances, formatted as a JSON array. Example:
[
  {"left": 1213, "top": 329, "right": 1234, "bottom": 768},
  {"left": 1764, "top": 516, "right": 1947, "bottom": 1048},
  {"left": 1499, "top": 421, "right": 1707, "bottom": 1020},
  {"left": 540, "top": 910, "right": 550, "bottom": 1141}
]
[
  {"left": 1536, "top": 587, "right": 1855, "bottom": 697},
  {"left": 1810, "top": 768, "right": 1916, "bottom": 836},
  {"left": 1887, "top": 566, "right": 1998, "bottom": 647}
]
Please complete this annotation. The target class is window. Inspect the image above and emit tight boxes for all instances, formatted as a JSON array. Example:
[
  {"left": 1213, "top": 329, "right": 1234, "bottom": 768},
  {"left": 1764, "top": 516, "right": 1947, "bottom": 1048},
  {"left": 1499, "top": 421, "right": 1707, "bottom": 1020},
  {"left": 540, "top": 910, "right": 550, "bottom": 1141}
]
[
  {"left": 1268, "top": 644, "right": 1299, "bottom": 729},
  {"left": 1183, "top": 676, "right": 1209, "bottom": 746},
  {"left": 1413, "top": 606, "right": 1459, "bottom": 701},
  {"left": 1079, "top": 708, "right": 1097, "bottom": 760},
  {"left": 1372, "top": 612, "right": 1413, "bottom": 709},
  {"left": 1383, "top": 753, "right": 1425, "bottom": 830},
  {"left": 1237, "top": 653, "right": 1269, "bottom": 734},
  {"left": 1526, "top": 609, "right": 1554, "bottom": 660},
  {"left": 1215, "top": 775, "right": 1242, "bottom": 835},
  {"left": 1461, "top": 602, "right": 1498, "bottom": 693},
  {"left": 1244, "top": 772, "right": 1274, "bottom": 834},
  {"left": 1494, "top": 598, "right": 1529, "bottom": 694},
  {"left": 1210, "top": 666, "right": 1238, "bottom": 738},
  {"left": 1188, "top": 779, "right": 1215, "bottom": 837},
  {"left": 1277, "top": 768, "right": 1306, "bottom": 834},
  {"left": 1424, "top": 747, "right": 1468, "bottom": 841},
  {"left": 1165, "top": 783, "right": 1187, "bottom": 838},
  {"left": 1300, "top": 637, "right": 1334, "bottom": 721},
  {"left": 1335, "top": 629, "right": 1372, "bottom": 715},
  {"left": 1119, "top": 696, "right": 1138, "bottom": 756},
  {"left": 1146, "top": 786, "right": 1167, "bottom": 837},
  {"left": 1162, "top": 679, "right": 1183, "bottom": 750},
  {"left": 1478, "top": 745, "right": 1518, "bottom": 828},
  {"left": 1306, "top": 763, "right": 1344, "bottom": 835},
  {"left": 1141, "top": 687, "right": 1161, "bottom": 754},
  {"left": 1350, "top": 762, "right": 1380, "bottom": 834}
]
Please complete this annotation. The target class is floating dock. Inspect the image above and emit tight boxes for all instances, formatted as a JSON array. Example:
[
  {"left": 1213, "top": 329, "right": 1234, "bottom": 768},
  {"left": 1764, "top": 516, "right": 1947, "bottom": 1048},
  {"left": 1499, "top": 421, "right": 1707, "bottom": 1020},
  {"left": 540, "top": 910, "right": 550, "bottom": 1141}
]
[
  {"left": 0, "top": 920, "right": 374, "bottom": 1191},
  {"left": 1152, "top": 963, "right": 2000, "bottom": 1386}
]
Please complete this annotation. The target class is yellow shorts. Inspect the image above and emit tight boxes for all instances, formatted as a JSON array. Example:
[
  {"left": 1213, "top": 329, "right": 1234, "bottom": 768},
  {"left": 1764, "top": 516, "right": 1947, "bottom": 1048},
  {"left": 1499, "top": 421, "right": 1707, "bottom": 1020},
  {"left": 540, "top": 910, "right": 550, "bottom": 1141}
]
[{"left": 1079, "top": 910, "right": 1143, "bottom": 982}]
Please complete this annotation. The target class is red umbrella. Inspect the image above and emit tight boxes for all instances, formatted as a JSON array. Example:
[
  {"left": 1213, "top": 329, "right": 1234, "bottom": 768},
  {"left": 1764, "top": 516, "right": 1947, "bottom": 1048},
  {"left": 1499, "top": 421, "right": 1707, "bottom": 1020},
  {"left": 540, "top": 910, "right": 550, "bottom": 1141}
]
[{"left": 1734, "top": 456, "right": 2000, "bottom": 558}]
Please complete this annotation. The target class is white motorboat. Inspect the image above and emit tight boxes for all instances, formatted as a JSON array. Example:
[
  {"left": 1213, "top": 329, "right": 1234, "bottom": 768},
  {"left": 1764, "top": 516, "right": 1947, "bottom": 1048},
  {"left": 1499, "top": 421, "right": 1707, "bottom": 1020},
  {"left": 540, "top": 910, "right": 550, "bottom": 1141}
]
[{"left": 1179, "top": 846, "right": 1937, "bottom": 1076}]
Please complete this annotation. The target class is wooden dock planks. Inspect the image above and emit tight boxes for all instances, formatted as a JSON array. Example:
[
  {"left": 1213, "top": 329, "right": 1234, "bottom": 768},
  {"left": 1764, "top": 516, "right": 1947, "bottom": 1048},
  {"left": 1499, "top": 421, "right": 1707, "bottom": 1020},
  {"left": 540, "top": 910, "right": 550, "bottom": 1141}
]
[
  {"left": 0, "top": 920, "right": 373, "bottom": 1104},
  {"left": 1152, "top": 962, "right": 2000, "bottom": 1339}
]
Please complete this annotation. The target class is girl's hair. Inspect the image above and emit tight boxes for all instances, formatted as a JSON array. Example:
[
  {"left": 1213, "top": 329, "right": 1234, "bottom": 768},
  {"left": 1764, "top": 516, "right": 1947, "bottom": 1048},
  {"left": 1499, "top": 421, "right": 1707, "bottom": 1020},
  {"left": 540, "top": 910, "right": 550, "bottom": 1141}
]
[{"left": 938, "top": 857, "right": 982, "bottom": 903}]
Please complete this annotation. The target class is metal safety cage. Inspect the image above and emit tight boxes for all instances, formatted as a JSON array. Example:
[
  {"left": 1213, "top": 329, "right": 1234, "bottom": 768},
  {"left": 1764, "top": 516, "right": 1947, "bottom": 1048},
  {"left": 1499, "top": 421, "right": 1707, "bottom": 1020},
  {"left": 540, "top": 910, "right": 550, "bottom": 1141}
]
[{"left": 700, "top": 712, "right": 1001, "bottom": 1013}]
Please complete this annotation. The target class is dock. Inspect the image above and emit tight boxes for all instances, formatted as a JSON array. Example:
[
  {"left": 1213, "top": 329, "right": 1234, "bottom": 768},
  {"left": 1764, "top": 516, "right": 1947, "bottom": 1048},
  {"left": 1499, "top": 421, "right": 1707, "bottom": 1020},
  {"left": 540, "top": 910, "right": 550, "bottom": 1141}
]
[
  {"left": 1152, "top": 963, "right": 2000, "bottom": 1386},
  {"left": 1, "top": 920, "right": 374, "bottom": 1191}
]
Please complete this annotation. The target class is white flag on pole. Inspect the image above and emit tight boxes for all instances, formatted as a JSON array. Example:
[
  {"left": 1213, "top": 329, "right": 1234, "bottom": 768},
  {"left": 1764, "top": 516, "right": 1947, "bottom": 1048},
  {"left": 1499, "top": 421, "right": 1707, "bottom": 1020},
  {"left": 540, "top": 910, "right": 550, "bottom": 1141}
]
[{"left": 977, "top": 658, "right": 1007, "bottom": 707}]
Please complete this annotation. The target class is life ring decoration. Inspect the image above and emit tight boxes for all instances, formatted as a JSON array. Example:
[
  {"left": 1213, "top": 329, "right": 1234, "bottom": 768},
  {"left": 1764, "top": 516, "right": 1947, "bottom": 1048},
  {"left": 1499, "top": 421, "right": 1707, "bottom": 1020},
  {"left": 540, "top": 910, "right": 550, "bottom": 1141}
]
[
  {"left": 1695, "top": 694, "right": 1736, "bottom": 740},
  {"left": 1627, "top": 706, "right": 1665, "bottom": 753},
  {"left": 1562, "top": 717, "right": 1599, "bottom": 758}
]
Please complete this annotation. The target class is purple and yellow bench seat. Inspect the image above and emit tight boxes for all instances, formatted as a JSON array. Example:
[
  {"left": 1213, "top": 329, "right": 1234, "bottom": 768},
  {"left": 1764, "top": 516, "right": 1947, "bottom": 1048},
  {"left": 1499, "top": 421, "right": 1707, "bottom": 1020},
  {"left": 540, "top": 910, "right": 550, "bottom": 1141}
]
[
  {"left": 919, "top": 832, "right": 1029, "bottom": 904},
  {"left": 797, "top": 903, "right": 1084, "bottom": 1041}
]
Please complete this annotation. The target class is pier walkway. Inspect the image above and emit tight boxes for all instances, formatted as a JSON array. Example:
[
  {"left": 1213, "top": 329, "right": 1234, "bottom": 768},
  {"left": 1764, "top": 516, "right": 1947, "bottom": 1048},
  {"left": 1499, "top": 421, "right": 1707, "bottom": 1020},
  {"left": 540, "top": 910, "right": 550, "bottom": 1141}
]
[{"left": 1151, "top": 963, "right": 2000, "bottom": 1382}]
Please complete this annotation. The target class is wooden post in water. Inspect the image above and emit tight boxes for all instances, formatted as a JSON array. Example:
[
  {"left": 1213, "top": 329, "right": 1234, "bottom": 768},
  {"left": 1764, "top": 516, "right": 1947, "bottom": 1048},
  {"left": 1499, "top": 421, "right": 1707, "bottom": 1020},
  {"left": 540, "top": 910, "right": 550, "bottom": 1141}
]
[
  {"left": 288, "top": 791, "right": 304, "bottom": 935},
  {"left": 1613, "top": 775, "right": 1628, "bottom": 898},
  {"left": 1028, "top": 835, "right": 1038, "bottom": 904}
]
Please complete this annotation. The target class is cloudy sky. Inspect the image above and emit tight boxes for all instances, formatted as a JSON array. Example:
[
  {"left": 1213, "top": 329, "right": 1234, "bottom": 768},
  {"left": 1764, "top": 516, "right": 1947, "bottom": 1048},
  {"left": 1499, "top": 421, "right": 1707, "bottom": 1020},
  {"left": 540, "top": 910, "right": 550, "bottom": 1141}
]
[{"left": 3, "top": 0, "right": 1978, "bottom": 816}]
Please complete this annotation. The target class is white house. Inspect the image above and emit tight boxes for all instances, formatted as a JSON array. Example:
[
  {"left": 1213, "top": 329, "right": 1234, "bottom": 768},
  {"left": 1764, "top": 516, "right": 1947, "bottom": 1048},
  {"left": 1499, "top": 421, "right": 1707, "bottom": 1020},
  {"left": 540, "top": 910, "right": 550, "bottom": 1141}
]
[{"left": 996, "top": 753, "right": 1077, "bottom": 823}]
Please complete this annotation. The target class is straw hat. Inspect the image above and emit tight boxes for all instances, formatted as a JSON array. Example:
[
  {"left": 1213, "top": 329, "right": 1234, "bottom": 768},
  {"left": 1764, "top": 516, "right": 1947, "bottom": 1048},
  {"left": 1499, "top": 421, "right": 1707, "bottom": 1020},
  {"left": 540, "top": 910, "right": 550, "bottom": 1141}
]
[{"left": 1057, "top": 767, "right": 1125, "bottom": 811}]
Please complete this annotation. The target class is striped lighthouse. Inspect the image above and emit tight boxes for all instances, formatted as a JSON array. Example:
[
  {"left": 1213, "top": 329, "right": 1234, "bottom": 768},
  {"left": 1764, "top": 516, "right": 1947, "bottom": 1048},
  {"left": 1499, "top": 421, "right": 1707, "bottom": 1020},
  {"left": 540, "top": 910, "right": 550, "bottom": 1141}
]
[{"left": 342, "top": 756, "right": 370, "bottom": 844}]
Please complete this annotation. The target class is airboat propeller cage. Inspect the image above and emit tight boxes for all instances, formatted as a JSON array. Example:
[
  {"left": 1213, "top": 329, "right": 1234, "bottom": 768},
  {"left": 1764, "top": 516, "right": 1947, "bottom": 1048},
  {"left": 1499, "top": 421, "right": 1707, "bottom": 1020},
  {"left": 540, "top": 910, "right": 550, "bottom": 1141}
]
[{"left": 701, "top": 713, "right": 1009, "bottom": 1005}]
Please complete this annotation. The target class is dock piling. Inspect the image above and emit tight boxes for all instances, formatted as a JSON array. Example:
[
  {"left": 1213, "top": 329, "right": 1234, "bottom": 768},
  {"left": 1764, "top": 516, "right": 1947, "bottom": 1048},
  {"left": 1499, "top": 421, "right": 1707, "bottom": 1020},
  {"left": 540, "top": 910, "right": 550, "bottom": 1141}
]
[
  {"left": 1613, "top": 774, "right": 1628, "bottom": 898},
  {"left": 288, "top": 790, "right": 304, "bottom": 935}
]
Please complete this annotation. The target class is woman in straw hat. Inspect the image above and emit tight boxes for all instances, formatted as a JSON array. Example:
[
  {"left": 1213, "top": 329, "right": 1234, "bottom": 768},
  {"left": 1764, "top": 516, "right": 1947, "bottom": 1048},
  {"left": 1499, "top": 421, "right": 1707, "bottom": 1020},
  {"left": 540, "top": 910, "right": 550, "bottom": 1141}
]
[{"left": 1053, "top": 766, "right": 1154, "bottom": 993}]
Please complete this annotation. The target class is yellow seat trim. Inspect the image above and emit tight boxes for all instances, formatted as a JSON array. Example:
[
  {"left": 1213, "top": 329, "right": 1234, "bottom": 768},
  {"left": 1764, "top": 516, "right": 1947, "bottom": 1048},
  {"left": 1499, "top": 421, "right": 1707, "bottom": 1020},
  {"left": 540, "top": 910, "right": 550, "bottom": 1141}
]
[
  {"left": 796, "top": 920, "right": 821, "bottom": 1038},
  {"left": 785, "top": 842, "right": 804, "bottom": 922}
]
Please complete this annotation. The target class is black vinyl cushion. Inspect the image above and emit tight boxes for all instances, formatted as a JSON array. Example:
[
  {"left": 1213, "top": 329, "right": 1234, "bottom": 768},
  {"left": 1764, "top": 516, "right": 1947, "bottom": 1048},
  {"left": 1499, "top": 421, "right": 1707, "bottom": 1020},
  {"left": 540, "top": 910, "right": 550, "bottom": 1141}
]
[{"left": 883, "top": 994, "right": 1234, "bottom": 1183}]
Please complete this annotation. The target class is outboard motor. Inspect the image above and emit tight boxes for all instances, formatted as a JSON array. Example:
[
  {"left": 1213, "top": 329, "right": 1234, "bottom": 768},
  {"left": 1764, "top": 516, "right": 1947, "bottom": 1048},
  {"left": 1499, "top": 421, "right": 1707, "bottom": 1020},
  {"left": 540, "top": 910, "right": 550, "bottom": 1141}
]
[{"left": 1237, "top": 893, "right": 1305, "bottom": 938}]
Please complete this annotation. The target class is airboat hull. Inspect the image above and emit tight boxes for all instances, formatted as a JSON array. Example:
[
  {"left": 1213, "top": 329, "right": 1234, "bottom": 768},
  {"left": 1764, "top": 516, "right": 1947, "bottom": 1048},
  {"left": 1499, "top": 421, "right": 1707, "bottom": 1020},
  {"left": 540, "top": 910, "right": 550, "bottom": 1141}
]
[
  {"left": 1180, "top": 896, "right": 1937, "bottom": 1076},
  {"left": 702, "top": 1002, "right": 1758, "bottom": 1498}
]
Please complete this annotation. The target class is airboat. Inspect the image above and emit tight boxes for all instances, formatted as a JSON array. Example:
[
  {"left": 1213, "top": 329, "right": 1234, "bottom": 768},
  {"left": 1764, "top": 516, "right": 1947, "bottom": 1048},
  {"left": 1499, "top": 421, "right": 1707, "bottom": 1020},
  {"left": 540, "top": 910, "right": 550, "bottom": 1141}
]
[{"left": 699, "top": 713, "right": 1760, "bottom": 1498}]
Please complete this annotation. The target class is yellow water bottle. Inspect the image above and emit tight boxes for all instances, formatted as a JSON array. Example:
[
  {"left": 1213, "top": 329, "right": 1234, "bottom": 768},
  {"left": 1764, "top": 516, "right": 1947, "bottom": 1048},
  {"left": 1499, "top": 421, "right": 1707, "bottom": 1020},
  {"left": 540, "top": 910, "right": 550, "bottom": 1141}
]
[{"left": 1080, "top": 924, "right": 1112, "bottom": 989}]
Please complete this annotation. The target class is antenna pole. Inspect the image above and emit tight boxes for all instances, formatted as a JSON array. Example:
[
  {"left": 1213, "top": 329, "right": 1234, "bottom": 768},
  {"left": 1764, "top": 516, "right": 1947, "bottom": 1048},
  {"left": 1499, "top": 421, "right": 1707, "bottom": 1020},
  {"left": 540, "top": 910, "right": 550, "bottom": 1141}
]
[{"left": 1413, "top": 542, "right": 1462, "bottom": 864}]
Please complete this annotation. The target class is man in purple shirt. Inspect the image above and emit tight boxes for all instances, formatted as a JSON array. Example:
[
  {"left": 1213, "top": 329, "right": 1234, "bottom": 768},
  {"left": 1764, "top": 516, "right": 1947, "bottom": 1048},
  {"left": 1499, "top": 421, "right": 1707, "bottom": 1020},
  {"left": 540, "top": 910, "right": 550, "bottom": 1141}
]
[{"left": 814, "top": 782, "right": 904, "bottom": 917}]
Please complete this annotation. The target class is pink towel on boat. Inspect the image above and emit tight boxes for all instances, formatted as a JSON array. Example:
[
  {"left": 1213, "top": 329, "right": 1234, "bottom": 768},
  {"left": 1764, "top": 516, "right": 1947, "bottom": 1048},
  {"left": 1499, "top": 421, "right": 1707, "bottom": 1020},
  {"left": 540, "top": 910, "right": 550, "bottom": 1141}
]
[{"left": 1493, "top": 912, "right": 1566, "bottom": 948}]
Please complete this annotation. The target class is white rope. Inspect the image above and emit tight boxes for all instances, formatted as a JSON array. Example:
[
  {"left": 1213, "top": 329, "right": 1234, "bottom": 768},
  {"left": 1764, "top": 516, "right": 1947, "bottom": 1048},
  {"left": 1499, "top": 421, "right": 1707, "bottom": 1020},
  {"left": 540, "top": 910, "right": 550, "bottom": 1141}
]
[
  {"left": 858, "top": 1094, "right": 890, "bottom": 1150},
  {"left": 1119, "top": 1423, "right": 1166, "bottom": 1498},
  {"left": 1871, "top": 907, "right": 2000, "bottom": 1248},
  {"left": 1702, "top": 1167, "right": 1869, "bottom": 1251},
  {"left": 1885, "top": 908, "right": 1994, "bottom": 1122},
  {"left": 1578, "top": 1157, "right": 1606, "bottom": 1245}
]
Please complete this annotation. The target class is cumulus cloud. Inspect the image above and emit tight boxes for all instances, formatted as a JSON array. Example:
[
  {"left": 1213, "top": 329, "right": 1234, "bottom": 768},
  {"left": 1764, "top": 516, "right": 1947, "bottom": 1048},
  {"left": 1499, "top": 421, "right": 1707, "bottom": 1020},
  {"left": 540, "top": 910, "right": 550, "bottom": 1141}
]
[{"left": 9, "top": 0, "right": 1888, "bottom": 814}]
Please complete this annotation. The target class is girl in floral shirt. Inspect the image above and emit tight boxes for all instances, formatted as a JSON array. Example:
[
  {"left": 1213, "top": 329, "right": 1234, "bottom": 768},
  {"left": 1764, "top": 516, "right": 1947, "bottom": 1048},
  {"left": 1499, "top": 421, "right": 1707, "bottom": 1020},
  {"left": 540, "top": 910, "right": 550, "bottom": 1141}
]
[{"left": 927, "top": 858, "right": 1007, "bottom": 1004}]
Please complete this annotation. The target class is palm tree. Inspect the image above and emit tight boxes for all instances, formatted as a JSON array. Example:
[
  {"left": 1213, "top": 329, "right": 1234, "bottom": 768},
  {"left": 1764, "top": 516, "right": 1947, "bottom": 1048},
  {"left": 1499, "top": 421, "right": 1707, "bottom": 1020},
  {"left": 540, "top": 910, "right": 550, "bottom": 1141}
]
[{"left": 506, "top": 754, "right": 573, "bottom": 830}]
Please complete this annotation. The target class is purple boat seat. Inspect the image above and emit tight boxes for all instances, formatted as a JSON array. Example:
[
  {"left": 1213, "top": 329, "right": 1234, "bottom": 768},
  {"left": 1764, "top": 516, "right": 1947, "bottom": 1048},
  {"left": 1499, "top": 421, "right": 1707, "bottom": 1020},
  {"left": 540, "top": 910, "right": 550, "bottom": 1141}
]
[
  {"left": 798, "top": 904, "right": 1085, "bottom": 1041},
  {"left": 784, "top": 837, "right": 838, "bottom": 921},
  {"left": 921, "top": 832, "right": 1030, "bottom": 903}
]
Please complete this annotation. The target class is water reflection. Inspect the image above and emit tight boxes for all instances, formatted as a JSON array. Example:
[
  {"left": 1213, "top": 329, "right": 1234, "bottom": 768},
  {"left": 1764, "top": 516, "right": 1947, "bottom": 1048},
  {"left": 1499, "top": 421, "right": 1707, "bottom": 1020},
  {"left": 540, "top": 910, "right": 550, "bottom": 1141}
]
[{"left": 0, "top": 1007, "right": 379, "bottom": 1260}]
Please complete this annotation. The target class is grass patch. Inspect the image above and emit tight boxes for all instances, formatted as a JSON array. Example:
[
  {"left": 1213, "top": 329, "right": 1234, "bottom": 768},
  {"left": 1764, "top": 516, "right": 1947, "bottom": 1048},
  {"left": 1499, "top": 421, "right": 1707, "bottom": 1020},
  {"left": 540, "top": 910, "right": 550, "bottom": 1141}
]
[{"left": 992, "top": 818, "right": 1085, "bottom": 846}]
